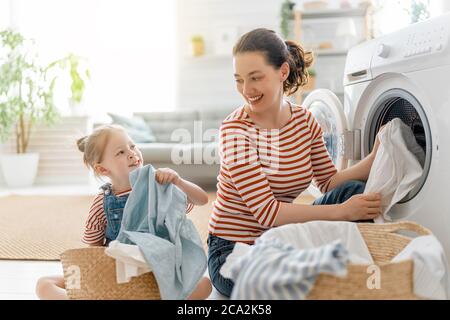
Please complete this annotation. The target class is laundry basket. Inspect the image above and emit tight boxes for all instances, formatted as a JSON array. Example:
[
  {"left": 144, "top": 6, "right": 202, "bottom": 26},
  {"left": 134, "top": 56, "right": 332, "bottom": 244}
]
[
  {"left": 60, "top": 247, "right": 160, "bottom": 300},
  {"left": 307, "top": 221, "right": 431, "bottom": 300}
]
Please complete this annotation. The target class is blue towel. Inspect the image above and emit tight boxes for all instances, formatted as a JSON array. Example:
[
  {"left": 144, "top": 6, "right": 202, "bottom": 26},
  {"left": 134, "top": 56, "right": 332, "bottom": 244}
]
[
  {"left": 116, "top": 164, "right": 207, "bottom": 300},
  {"left": 229, "top": 238, "right": 349, "bottom": 300}
]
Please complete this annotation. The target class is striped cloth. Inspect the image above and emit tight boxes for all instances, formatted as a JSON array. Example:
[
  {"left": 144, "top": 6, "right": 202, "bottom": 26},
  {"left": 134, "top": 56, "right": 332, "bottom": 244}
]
[
  {"left": 209, "top": 103, "right": 337, "bottom": 243},
  {"left": 228, "top": 238, "right": 349, "bottom": 300}
]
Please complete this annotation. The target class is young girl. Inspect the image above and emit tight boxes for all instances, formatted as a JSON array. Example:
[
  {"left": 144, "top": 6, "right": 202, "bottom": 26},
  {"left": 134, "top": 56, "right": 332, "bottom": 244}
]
[{"left": 36, "top": 124, "right": 212, "bottom": 300}]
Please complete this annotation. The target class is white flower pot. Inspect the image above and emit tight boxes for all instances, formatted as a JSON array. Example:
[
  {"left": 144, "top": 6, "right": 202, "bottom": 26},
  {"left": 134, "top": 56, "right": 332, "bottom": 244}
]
[
  {"left": 0, "top": 153, "right": 40, "bottom": 188},
  {"left": 68, "top": 98, "right": 86, "bottom": 116}
]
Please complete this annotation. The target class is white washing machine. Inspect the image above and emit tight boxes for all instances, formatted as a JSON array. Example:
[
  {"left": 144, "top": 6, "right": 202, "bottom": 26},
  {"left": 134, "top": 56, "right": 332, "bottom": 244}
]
[{"left": 303, "top": 12, "right": 450, "bottom": 256}]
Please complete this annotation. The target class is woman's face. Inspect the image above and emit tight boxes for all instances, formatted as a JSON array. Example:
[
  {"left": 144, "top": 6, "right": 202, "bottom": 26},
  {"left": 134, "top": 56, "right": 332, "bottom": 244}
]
[{"left": 233, "top": 52, "right": 289, "bottom": 113}]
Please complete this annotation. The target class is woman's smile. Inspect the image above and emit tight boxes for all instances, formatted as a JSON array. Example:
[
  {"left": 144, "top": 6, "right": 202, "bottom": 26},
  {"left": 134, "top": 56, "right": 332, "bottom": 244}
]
[{"left": 247, "top": 94, "right": 264, "bottom": 105}]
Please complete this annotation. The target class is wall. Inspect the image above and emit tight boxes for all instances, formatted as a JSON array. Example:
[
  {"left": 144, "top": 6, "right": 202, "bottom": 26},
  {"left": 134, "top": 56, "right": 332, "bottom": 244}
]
[{"left": 175, "top": 0, "right": 284, "bottom": 111}]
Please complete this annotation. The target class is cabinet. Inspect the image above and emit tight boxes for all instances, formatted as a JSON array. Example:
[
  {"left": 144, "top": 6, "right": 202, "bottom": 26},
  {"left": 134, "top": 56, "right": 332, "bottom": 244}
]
[{"left": 292, "top": 5, "right": 373, "bottom": 104}]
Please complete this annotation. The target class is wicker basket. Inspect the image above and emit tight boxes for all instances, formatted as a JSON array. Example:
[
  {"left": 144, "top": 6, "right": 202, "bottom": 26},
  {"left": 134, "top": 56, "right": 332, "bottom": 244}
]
[
  {"left": 60, "top": 221, "right": 431, "bottom": 300},
  {"left": 60, "top": 247, "right": 160, "bottom": 300},
  {"left": 307, "top": 221, "right": 431, "bottom": 300}
]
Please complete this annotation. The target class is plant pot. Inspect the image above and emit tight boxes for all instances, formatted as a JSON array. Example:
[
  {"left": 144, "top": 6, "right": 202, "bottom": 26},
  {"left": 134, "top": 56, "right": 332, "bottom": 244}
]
[
  {"left": 0, "top": 153, "right": 40, "bottom": 188},
  {"left": 191, "top": 41, "right": 205, "bottom": 57},
  {"left": 69, "top": 98, "right": 86, "bottom": 116}
]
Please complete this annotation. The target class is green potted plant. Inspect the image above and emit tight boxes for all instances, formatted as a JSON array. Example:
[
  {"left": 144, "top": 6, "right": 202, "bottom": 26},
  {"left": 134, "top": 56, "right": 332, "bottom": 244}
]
[
  {"left": 0, "top": 28, "right": 59, "bottom": 187},
  {"left": 49, "top": 53, "right": 90, "bottom": 115},
  {"left": 280, "top": 0, "right": 296, "bottom": 39}
]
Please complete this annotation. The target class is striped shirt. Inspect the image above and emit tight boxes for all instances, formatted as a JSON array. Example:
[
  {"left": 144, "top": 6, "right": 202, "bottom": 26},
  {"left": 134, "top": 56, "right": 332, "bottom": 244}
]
[
  {"left": 82, "top": 189, "right": 195, "bottom": 245},
  {"left": 208, "top": 103, "right": 337, "bottom": 244}
]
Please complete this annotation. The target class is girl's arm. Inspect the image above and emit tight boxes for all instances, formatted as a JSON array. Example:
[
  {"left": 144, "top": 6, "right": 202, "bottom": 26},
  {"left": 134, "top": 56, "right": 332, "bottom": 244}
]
[
  {"left": 155, "top": 168, "right": 209, "bottom": 206},
  {"left": 174, "top": 178, "right": 209, "bottom": 206},
  {"left": 89, "top": 240, "right": 105, "bottom": 247},
  {"left": 82, "top": 193, "right": 108, "bottom": 246}
]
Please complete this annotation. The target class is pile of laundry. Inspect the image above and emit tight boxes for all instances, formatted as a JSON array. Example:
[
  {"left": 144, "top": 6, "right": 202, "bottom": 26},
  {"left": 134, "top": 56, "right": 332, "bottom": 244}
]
[
  {"left": 220, "top": 221, "right": 450, "bottom": 300},
  {"left": 103, "top": 165, "right": 207, "bottom": 300}
]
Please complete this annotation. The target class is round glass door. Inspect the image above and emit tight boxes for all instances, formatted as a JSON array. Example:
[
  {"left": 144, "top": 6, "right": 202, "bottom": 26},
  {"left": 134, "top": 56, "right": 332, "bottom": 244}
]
[{"left": 303, "top": 89, "right": 348, "bottom": 171}]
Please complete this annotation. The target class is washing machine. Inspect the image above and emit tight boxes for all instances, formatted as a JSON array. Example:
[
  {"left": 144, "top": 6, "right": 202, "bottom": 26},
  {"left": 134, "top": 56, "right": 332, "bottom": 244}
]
[{"left": 303, "top": 12, "right": 450, "bottom": 256}]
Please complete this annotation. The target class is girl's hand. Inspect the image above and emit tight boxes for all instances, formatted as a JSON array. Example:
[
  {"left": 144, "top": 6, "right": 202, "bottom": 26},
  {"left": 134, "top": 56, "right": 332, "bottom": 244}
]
[
  {"left": 338, "top": 193, "right": 382, "bottom": 221},
  {"left": 155, "top": 168, "right": 181, "bottom": 185}
]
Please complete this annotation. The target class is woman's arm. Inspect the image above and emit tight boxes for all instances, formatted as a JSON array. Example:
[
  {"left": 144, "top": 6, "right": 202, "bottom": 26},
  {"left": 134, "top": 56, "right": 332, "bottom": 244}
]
[
  {"left": 326, "top": 152, "right": 376, "bottom": 191},
  {"left": 273, "top": 192, "right": 381, "bottom": 226},
  {"left": 326, "top": 126, "right": 382, "bottom": 191}
]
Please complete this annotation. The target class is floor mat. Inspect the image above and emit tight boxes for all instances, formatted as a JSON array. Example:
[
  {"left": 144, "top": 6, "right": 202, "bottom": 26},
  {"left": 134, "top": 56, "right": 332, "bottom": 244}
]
[{"left": 0, "top": 195, "right": 92, "bottom": 260}]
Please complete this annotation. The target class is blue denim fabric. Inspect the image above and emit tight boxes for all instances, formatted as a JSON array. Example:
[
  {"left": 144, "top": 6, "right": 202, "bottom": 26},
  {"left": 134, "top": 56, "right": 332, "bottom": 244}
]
[
  {"left": 207, "top": 234, "right": 236, "bottom": 297},
  {"left": 312, "top": 180, "right": 366, "bottom": 205},
  {"left": 116, "top": 164, "right": 207, "bottom": 300},
  {"left": 100, "top": 183, "right": 130, "bottom": 245}
]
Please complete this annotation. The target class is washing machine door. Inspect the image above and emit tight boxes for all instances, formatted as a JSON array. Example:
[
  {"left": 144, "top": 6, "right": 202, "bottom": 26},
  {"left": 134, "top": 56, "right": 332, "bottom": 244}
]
[{"left": 303, "top": 89, "right": 349, "bottom": 196}]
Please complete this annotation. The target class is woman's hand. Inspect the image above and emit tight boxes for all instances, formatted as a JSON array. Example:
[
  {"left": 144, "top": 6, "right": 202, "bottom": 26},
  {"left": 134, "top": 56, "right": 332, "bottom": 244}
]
[
  {"left": 155, "top": 168, "right": 181, "bottom": 185},
  {"left": 338, "top": 193, "right": 382, "bottom": 221}
]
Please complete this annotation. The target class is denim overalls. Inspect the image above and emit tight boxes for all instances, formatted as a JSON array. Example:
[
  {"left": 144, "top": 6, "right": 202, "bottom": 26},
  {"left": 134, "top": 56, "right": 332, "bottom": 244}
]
[{"left": 100, "top": 183, "right": 130, "bottom": 245}]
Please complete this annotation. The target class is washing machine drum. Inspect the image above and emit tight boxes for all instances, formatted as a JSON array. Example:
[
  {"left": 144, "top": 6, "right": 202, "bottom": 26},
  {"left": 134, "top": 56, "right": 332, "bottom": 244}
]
[
  {"left": 368, "top": 89, "right": 432, "bottom": 203},
  {"left": 372, "top": 97, "right": 426, "bottom": 154}
]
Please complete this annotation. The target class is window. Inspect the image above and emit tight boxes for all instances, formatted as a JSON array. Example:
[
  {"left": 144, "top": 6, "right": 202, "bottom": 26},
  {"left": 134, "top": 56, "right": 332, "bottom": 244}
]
[
  {"left": 7, "top": 0, "right": 176, "bottom": 118},
  {"left": 373, "top": 0, "right": 446, "bottom": 37}
]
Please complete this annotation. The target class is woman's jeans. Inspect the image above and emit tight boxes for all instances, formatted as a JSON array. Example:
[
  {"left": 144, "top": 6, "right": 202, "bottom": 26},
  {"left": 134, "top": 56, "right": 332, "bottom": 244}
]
[{"left": 207, "top": 179, "right": 366, "bottom": 297}]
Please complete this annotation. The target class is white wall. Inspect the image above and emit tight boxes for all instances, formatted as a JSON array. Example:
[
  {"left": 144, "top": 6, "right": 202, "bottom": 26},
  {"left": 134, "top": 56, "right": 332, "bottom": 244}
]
[{"left": 176, "top": 0, "right": 284, "bottom": 111}]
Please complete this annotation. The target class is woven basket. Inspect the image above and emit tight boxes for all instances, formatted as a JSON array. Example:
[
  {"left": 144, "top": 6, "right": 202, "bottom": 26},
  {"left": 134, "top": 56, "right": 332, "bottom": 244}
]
[
  {"left": 60, "top": 221, "right": 431, "bottom": 300},
  {"left": 307, "top": 221, "right": 431, "bottom": 300},
  {"left": 60, "top": 247, "right": 160, "bottom": 300}
]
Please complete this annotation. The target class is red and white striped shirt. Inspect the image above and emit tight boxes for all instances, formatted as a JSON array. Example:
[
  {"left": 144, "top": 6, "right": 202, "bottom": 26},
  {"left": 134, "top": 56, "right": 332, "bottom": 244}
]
[
  {"left": 208, "top": 103, "right": 337, "bottom": 244},
  {"left": 82, "top": 189, "right": 195, "bottom": 245}
]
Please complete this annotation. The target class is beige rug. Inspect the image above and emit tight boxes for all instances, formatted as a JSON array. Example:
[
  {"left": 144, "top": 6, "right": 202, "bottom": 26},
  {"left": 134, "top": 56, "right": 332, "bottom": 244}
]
[
  {"left": 0, "top": 195, "right": 91, "bottom": 260},
  {"left": 0, "top": 192, "right": 314, "bottom": 261}
]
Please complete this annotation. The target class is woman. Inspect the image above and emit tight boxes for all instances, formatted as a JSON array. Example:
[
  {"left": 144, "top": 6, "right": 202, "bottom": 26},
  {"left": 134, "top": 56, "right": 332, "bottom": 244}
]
[{"left": 207, "top": 28, "right": 383, "bottom": 297}]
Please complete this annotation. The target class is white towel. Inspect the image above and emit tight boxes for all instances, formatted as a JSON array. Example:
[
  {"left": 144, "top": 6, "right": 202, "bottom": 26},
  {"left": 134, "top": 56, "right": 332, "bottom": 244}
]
[
  {"left": 364, "top": 118, "right": 424, "bottom": 222},
  {"left": 104, "top": 240, "right": 151, "bottom": 284},
  {"left": 392, "top": 235, "right": 450, "bottom": 300},
  {"left": 256, "top": 221, "right": 373, "bottom": 264}
]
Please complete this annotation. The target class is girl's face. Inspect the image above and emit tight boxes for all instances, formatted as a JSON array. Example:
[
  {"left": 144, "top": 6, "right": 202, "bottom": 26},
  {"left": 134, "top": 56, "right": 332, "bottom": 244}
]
[
  {"left": 233, "top": 52, "right": 289, "bottom": 113},
  {"left": 95, "top": 129, "right": 143, "bottom": 183}
]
